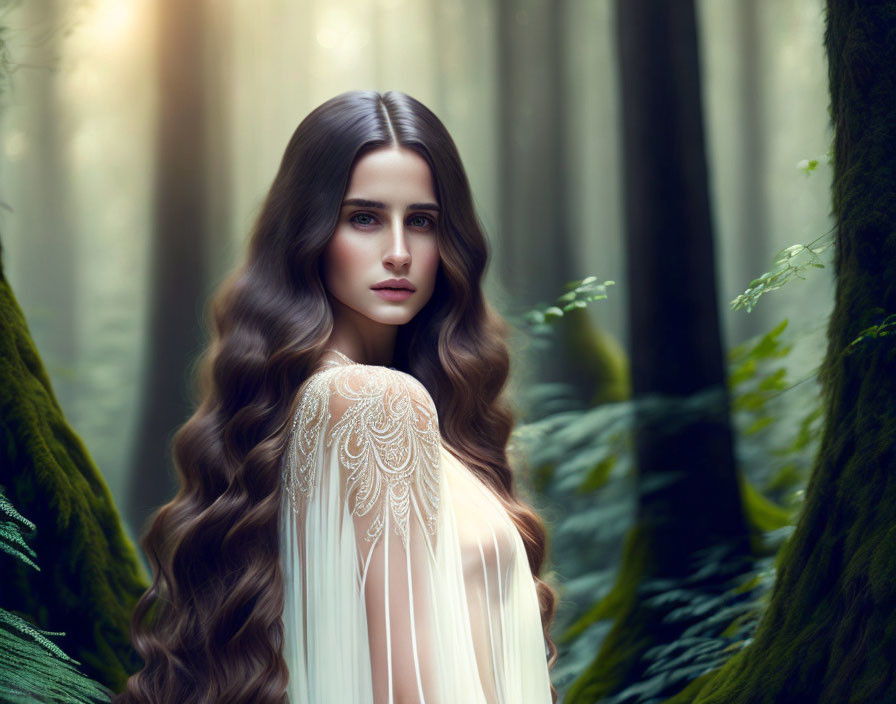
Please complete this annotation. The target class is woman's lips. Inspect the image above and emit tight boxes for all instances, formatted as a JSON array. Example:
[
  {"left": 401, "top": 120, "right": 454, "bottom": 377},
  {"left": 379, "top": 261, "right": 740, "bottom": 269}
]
[{"left": 372, "top": 287, "right": 413, "bottom": 301}]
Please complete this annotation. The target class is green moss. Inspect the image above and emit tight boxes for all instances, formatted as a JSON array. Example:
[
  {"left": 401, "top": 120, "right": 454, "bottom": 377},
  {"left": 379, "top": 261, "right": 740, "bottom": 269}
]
[{"left": 662, "top": 671, "right": 718, "bottom": 704}]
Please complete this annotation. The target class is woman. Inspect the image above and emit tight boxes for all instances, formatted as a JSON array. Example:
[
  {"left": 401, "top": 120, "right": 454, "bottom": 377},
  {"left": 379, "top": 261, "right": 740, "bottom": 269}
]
[{"left": 117, "top": 90, "right": 556, "bottom": 704}]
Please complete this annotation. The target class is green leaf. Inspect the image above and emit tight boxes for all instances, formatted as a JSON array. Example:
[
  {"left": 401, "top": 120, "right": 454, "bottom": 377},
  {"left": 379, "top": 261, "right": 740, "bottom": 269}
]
[
  {"left": 734, "top": 391, "right": 766, "bottom": 412},
  {"left": 757, "top": 369, "right": 788, "bottom": 392},
  {"left": 729, "top": 359, "right": 757, "bottom": 388},
  {"left": 745, "top": 415, "right": 774, "bottom": 435}
]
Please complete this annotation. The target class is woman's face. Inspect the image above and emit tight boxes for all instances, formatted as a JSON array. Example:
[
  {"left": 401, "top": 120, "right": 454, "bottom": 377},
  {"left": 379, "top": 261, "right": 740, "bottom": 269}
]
[{"left": 322, "top": 146, "right": 441, "bottom": 328}]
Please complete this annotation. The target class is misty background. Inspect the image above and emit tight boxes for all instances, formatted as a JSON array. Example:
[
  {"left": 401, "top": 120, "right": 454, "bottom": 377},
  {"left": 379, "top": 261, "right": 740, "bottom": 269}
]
[{"left": 0, "top": 0, "right": 831, "bottom": 561}]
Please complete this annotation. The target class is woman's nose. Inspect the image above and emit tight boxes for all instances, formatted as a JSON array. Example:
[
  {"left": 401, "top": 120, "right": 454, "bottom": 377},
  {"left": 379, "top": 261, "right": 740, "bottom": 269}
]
[{"left": 383, "top": 218, "right": 411, "bottom": 267}]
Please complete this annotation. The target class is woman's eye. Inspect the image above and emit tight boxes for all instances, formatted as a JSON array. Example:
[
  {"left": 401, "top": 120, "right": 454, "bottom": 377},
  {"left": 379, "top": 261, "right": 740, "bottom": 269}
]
[
  {"left": 409, "top": 214, "right": 435, "bottom": 230},
  {"left": 350, "top": 213, "right": 376, "bottom": 227}
]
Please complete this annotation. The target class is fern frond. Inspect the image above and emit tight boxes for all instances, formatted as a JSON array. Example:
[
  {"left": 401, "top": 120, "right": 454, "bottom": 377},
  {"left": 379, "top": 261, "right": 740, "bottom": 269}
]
[{"left": 0, "top": 490, "right": 113, "bottom": 703}]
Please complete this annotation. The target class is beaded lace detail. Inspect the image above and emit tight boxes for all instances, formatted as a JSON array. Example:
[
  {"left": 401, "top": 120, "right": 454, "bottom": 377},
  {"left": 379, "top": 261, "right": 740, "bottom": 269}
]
[{"left": 282, "top": 361, "right": 441, "bottom": 550}]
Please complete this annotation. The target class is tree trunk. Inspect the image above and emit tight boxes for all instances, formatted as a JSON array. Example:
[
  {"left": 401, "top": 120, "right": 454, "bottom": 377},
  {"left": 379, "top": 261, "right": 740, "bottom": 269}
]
[
  {"left": 126, "top": 0, "right": 209, "bottom": 538},
  {"left": 564, "top": 1, "right": 750, "bottom": 699},
  {"left": 692, "top": 1, "right": 896, "bottom": 701},
  {"left": 495, "top": 0, "right": 598, "bottom": 402}
]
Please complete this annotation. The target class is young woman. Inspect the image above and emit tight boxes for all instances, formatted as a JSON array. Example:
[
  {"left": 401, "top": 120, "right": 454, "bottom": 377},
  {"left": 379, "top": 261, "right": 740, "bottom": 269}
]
[{"left": 116, "top": 90, "right": 557, "bottom": 704}]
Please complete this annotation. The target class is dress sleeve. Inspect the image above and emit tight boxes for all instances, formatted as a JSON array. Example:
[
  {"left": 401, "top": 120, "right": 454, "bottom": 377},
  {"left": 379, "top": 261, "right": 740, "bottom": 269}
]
[{"left": 280, "top": 364, "right": 448, "bottom": 704}]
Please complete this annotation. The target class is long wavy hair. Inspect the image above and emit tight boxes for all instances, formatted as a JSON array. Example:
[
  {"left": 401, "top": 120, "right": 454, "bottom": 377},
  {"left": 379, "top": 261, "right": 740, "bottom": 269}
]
[{"left": 114, "top": 89, "right": 557, "bottom": 704}]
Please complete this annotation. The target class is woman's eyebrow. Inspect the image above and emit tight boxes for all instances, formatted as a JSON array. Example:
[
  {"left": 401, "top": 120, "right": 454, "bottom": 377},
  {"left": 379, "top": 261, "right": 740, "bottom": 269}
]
[{"left": 341, "top": 197, "right": 440, "bottom": 212}]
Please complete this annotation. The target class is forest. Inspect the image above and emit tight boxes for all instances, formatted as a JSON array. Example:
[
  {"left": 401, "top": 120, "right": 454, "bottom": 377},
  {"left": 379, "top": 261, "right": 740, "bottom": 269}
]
[{"left": 1, "top": 0, "right": 894, "bottom": 702}]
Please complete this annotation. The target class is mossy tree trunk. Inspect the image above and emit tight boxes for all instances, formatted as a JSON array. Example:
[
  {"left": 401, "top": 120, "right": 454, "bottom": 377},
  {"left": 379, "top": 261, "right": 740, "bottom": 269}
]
[
  {"left": 690, "top": 2, "right": 896, "bottom": 702},
  {"left": 565, "top": 1, "right": 751, "bottom": 700},
  {"left": 0, "top": 238, "right": 150, "bottom": 693}
]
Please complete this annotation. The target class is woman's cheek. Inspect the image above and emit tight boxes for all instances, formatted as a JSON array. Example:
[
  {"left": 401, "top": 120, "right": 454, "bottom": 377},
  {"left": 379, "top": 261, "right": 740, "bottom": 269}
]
[{"left": 326, "top": 232, "right": 361, "bottom": 279}]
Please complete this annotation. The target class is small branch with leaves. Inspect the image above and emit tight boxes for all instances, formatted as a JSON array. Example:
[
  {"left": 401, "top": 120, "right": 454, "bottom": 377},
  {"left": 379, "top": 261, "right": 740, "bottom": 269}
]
[
  {"left": 846, "top": 311, "right": 896, "bottom": 353},
  {"left": 523, "top": 276, "right": 615, "bottom": 331},
  {"left": 731, "top": 230, "right": 834, "bottom": 313}
]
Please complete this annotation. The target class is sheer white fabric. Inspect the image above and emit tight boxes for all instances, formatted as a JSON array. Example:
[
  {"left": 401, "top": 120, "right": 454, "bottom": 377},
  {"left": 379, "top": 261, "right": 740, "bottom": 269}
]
[{"left": 279, "top": 358, "right": 553, "bottom": 703}]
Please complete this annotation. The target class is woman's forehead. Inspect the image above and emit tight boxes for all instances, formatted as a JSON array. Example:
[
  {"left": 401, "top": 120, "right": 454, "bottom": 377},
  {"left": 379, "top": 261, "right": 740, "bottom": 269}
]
[{"left": 345, "top": 147, "right": 437, "bottom": 204}]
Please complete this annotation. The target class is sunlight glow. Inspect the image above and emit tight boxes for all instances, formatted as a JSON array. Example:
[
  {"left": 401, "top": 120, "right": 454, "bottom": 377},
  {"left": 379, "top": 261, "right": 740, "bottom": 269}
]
[
  {"left": 315, "top": 7, "right": 370, "bottom": 56},
  {"left": 91, "top": 0, "right": 137, "bottom": 48},
  {"left": 69, "top": 0, "right": 141, "bottom": 53}
]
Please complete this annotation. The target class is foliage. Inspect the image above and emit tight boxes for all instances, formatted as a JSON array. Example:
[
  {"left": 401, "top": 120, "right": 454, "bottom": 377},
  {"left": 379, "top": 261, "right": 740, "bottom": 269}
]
[
  {"left": 728, "top": 151, "right": 834, "bottom": 313},
  {"left": 514, "top": 146, "right": 837, "bottom": 700},
  {"left": 518, "top": 314, "right": 823, "bottom": 702},
  {"left": 730, "top": 231, "right": 834, "bottom": 313},
  {"left": 513, "top": 276, "right": 616, "bottom": 335},
  {"left": 595, "top": 541, "right": 783, "bottom": 704},
  {"left": 730, "top": 151, "right": 891, "bottom": 357},
  {"left": 726, "top": 319, "right": 824, "bottom": 508},
  {"left": 0, "top": 489, "right": 113, "bottom": 704},
  {"left": 728, "top": 150, "right": 835, "bottom": 316},
  {"left": 845, "top": 308, "right": 896, "bottom": 352}
]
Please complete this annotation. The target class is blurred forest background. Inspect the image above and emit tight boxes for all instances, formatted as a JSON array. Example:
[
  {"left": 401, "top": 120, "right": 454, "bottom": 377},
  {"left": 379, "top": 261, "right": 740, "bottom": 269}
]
[{"left": 1, "top": 0, "right": 856, "bottom": 701}]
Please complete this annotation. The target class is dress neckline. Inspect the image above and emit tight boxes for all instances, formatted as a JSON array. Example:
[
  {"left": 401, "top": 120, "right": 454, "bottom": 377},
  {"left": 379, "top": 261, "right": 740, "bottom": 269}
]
[
  {"left": 319, "top": 348, "right": 402, "bottom": 372},
  {"left": 321, "top": 348, "right": 358, "bottom": 366}
]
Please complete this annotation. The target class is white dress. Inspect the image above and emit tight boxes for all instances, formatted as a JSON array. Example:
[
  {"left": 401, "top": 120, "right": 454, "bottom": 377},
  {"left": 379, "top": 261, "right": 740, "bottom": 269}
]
[{"left": 279, "top": 353, "right": 553, "bottom": 703}]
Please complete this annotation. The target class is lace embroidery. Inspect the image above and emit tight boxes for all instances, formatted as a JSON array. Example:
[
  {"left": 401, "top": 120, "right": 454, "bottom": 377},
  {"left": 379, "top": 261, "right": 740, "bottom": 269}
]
[
  {"left": 282, "top": 370, "right": 332, "bottom": 508},
  {"left": 282, "top": 364, "right": 441, "bottom": 550}
]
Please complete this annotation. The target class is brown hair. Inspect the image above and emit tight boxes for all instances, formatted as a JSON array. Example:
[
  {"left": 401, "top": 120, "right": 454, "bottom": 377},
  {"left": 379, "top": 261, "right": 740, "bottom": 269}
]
[{"left": 114, "top": 89, "right": 557, "bottom": 704}]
